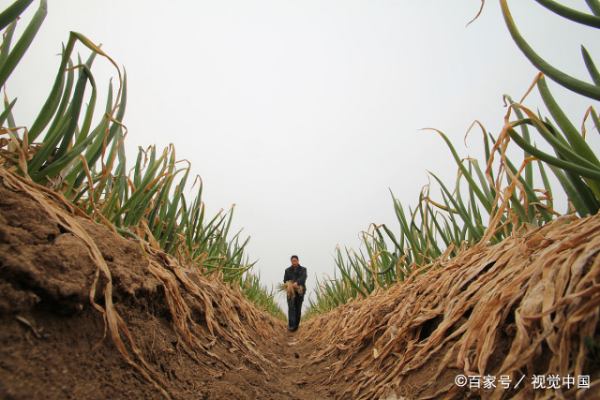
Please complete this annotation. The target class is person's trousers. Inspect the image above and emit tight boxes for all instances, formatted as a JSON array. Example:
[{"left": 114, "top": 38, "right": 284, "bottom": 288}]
[{"left": 287, "top": 295, "right": 303, "bottom": 329}]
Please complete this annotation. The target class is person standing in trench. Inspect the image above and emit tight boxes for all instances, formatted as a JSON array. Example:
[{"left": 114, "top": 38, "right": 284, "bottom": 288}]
[{"left": 283, "top": 255, "right": 307, "bottom": 332}]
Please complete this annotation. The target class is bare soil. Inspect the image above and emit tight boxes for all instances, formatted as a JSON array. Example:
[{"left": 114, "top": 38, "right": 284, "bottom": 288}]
[{"left": 0, "top": 174, "right": 335, "bottom": 400}]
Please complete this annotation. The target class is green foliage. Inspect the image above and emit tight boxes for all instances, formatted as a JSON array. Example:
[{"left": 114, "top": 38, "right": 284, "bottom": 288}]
[
  {"left": 0, "top": 0, "right": 283, "bottom": 317},
  {"left": 502, "top": 0, "right": 600, "bottom": 100},
  {"left": 308, "top": 0, "right": 600, "bottom": 315}
]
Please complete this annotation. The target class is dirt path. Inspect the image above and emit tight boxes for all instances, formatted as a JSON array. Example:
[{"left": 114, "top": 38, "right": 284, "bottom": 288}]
[
  {"left": 259, "top": 328, "right": 334, "bottom": 399},
  {"left": 214, "top": 327, "right": 335, "bottom": 399},
  {"left": 0, "top": 307, "right": 337, "bottom": 400}
]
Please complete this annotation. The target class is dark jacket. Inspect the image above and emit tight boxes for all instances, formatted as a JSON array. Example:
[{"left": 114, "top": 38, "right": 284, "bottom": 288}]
[{"left": 283, "top": 265, "right": 307, "bottom": 294}]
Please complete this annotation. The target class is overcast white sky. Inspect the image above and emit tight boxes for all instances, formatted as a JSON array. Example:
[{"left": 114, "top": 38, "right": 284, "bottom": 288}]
[{"left": 10, "top": 0, "right": 599, "bottom": 308}]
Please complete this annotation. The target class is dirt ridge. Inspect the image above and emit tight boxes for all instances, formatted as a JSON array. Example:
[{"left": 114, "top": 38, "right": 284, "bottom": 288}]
[{"left": 0, "top": 171, "right": 329, "bottom": 399}]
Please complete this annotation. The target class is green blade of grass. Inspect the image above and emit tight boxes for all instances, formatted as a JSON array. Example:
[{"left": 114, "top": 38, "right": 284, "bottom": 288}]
[
  {"left": 0, "top": 0, "right": 34, "bottom": 31},
  {"left": 534, "top": 0, "right": 600, "bottom": 28},
  {"left": 582, "top": 46, "right": 600, "bottom": 86},
  {"left": 0, "top": 0, "right": 46, "bottom": 88},
  {"left": 501, "top": 0, "right": 600, "bottom": 100}
]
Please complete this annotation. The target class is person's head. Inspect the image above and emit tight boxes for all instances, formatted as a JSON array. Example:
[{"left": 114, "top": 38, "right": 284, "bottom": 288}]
[{"left": 290, "top": 255, "right": 299, "bottom": 267}]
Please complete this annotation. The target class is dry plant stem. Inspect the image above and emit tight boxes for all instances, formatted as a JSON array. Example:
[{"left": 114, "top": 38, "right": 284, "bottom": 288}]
[{"left": 301, "top": 213, "right": 600, "bottom": 399}]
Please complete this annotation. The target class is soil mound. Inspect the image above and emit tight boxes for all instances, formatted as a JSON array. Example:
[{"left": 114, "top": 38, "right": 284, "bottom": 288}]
[
  {"left": 0, "top": 169, "right": 322, "bottom": 399},
  {"left": 302, "top": 214, "right": 600, "bottom": 399}
]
